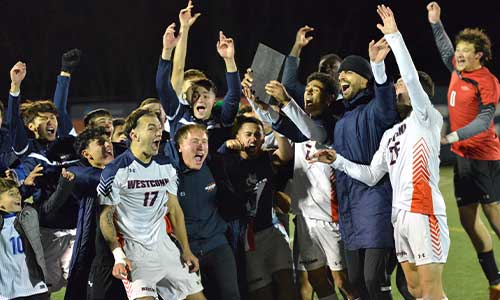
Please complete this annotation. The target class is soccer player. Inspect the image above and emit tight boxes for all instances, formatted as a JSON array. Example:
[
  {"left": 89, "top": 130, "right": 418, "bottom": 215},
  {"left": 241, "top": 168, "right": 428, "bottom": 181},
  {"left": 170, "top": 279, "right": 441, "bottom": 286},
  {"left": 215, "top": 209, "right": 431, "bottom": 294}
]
[
  {"left": 156, "top": 2, "right": 241, "bottom": 155},
  {"left": 215, "top": 115, "right": 295, "bottom": 300},
  {"left": 0, "top": 165, "right": 75, "bottom": 300},
  {"left": 0, "top": 178, "right": 49, "bottom": 300},
  {"left": 97, "top": 108, "right": 204, "bottom": 300},
  {"left": 168, "top": 124, "right": 240, "bottom": 300},
  {"left": 111, "top": 118, "right": 127, "bottom": 143},
  {"left": 7, "top": 59, "right": 80, "bottom": 294},
  {"left": 282, "top": 25, "right": 342, "bottom": 105},
  {"left": 427, "top": 2, "right": 500, "bottom": 298},
  {"left": 311, "top": 5, "right": 449, "bottom": 299},
  {"left": 65, "top": 127, "right": 127, "bottom": 300},
  {"left": 263, "top": 76, "right": 358, "bottom": 300}
]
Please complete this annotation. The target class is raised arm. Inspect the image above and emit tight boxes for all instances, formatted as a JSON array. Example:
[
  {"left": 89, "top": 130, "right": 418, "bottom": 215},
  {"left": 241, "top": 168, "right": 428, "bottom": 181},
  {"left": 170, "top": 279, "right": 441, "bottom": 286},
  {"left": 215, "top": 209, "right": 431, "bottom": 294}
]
[
  {"left": 282, "top": 26, "right": 313, "bottom": 102},
  {"left": 167, "top": 192, "right": 199, "bottom": 272},
  {"left": 272, "top": 131, "right": 293, "bottom": 166},
  {"left": 54, "top": 49, "right": 81, "bottom": 137},
  {"left": 7, "top": 62, "right": 29, "bottom": 156},
  {"left": 171, "top": 1, "right": 201, "bottom": 96},
  {"left": 265, "top": 80, "right": 327, "bottom": 143},
  {"left": 367, "top": 39, "right": 399, "bottom": 125},
  {"left": 216, "top": 31, "right": 241, "bottom": 125},
  {"left": 377, "top": 5, "right": 433, "bottom": 119},
  {"left": 427, "top": 2, "right": 454, "bottom": 72},
  {"left": 156, "top": 23, "right": 183, "bottom": 119}
]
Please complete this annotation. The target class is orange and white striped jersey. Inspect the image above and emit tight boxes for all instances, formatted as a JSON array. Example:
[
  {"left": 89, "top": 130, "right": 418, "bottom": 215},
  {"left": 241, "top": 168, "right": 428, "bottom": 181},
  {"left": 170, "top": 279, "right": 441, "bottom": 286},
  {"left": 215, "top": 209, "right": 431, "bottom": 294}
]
[
  {"left": 331, "top": 31, "right": 446, "bottom": 216},
  {"left": 286, "top": 141, "right": 339, "bottom": 222}
]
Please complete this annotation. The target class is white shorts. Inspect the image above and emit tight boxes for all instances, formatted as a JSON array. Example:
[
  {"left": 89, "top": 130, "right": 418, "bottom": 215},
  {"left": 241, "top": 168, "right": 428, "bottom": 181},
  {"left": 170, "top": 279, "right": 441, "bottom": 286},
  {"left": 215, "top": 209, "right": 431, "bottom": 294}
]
[
  {"left": 246, "top": 225, "right": 294, "bottom": 291},
  {"left": 296, "top": 215, "right": 344, "bottom": 271},
  {"left": 392, "top": 209, "right": 450, "bottom": 266},
  {"left": 122, "top": 233, "right": 203, "bottom": 300},
  {"left": 39, "top": 227, "right": 75, "bottom": 292}
]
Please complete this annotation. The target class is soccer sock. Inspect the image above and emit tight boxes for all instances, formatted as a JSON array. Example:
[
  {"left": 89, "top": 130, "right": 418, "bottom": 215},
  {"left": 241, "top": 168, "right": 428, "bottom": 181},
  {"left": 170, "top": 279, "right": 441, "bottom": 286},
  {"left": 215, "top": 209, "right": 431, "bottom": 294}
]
[
  {"left": 478, "top": 251, "right": 500, "bottom": 285},
  {"left": 318, "top": 294, "right": 339, "bottom": 300}
]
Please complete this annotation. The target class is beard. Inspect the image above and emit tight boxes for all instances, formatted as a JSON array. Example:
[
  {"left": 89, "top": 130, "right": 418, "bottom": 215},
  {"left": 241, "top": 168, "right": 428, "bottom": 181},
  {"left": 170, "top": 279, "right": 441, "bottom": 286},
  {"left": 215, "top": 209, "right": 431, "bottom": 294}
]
[{"left": 396, "top": 103, "right": 412, "bottom": 119}]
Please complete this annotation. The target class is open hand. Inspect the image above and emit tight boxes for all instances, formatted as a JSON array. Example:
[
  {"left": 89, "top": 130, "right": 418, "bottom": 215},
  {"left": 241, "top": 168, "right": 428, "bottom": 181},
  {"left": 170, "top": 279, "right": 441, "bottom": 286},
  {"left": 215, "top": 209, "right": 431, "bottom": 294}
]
[
  {"left": 163, "top": 22, "right": 181, "bottom": 50},
  {"left": 24, "top": 164, "right": 43, "bottom": 187},
  {"left": 265, "top": 80, "right": 291, "bottom": 105},
  {"left": 368, "top": 37, "right": 391, "bottom": 63},
  {"left": 376, "top": 5, "right": 398, "bottom": 35}
]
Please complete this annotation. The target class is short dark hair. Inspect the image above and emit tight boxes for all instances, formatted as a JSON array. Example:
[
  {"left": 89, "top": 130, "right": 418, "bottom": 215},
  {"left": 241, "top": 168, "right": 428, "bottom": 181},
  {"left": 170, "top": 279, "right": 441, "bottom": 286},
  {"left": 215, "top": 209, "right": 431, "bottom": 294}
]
[
  {"left": 184, "top": 69, "right": 207, "bottom": 81},
  {"left": 83, "top": 109, "right": 112, "bottom": 127},
  {"left": 319, "top": 53, "right": 342, "bottom": 72},
  {"left": 455, "top": 28, "right": 492, "bottom": 65},
  {"left": 139, "top": 98, "right": 160, "bottom": 108},
  {"left": 232, "top": 115, "right": 264, "bottom": 137},
  {"left": 192, "top": 78, "right": 217, "bottom": 95},
  {"left": 417, "top": 71, "right": 435, "bottom": 98},
  {"left": 74, "top": 127, "right": 108, "bottom": 156},
  {"left": 123, "top": 108, "right": 160, "bottom": 139},
  {"left": 237, "top": 105, "right": 253, "bottom": 116},
  {"left": 20, "top": 100, "right": 58, "bottom": 125},
  {"left": 174, "top": 124, "right": 208, "bottom": 146},
  {"left": 0, "top": 178, "right": 18, "bottom": 193},
  {"left": 396, "top": 71, "right": 435, "bottom": 98},
  {"left": 306, "top": 72, "right": 338, "bottom": 99},
  {"left": 112, "top": 118, "right": 125, "bottom": 128}
]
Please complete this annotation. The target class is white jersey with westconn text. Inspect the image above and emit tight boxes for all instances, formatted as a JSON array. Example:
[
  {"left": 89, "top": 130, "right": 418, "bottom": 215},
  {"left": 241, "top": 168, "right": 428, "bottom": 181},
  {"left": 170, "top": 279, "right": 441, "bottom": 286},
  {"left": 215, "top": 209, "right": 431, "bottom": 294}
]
[
  {"left": 332, "top": 31, "right": 446, "bottom": 217},
  {"left": 98, "top": 150, "right": 178, "bottom": 248},
  {"left": 286, "top": 141, "right": 339, "bottom": 222}
]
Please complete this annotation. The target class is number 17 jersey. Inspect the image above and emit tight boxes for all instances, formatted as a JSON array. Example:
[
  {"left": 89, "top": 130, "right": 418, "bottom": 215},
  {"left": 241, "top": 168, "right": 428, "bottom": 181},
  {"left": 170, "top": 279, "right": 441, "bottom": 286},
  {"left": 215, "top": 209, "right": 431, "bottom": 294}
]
[{"left": 97, "top": 150, "right": 178, "bottom": 248}]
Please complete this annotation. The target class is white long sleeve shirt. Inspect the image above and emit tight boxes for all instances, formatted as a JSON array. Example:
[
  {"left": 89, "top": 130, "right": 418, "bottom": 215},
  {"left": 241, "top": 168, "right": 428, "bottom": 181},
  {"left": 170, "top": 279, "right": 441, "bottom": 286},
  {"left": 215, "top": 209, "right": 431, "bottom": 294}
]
[{"left": 332, "top": 31, "right": 446, "bottom": 216}]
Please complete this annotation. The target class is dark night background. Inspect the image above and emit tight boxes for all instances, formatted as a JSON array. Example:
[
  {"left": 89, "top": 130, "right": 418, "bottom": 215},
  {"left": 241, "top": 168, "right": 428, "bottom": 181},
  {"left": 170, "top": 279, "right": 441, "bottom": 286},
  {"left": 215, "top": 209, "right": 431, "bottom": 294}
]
[{"left": 1, "top": 0, "right": 500, "bottom": 116}]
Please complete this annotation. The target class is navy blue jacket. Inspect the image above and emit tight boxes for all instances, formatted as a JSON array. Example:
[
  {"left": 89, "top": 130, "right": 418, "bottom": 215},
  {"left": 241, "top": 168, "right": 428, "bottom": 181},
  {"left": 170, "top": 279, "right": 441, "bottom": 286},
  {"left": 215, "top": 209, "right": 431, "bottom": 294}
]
[
  {"left": 274, "top": 79, "right": 399, "bottom": 249},
  {"left": 156, "top": 58, "right": 241, "bottom": 155},
  {"left": 65, "top": 162, "right": 100, "bottom": 300},
  {"left": 334, "top": 81, "right": 399, "bottom": 250},
  {"left": 7, "top": 76, "right": 79, "bottom": 228},
  {"left": 164, "top": 142, "right": 228, "bottom": 254}
]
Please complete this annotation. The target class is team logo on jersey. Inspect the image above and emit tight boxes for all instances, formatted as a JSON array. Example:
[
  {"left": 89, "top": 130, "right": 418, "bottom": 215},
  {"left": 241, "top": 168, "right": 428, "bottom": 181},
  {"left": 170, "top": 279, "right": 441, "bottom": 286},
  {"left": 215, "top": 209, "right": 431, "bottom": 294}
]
[
  {"left": 127, "top": 178, "right": 169, "bottom": 189},
  {"left": 205, "top": 182, "right": 216, "bottom": 192}
]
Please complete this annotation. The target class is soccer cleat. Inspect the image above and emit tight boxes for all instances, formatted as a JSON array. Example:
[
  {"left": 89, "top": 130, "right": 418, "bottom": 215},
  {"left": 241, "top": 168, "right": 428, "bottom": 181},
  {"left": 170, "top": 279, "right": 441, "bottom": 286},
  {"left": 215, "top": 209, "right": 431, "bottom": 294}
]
[{"left": 490, "top": 283, "right": 500, "bottom": 300}]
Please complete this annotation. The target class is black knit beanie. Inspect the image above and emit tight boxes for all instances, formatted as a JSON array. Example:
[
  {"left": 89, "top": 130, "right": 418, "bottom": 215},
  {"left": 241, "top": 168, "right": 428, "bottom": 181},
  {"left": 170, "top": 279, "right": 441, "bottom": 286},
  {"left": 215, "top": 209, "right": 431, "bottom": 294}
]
[{"left": 338, "top": 55, "right": 373, "bottom": 81}]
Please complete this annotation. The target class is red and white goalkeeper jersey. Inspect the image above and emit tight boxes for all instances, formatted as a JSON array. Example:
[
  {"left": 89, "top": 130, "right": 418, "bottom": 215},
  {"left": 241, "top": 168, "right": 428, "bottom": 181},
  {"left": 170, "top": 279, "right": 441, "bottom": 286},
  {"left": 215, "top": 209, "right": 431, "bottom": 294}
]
[
  {"left": 332, "top": 31, "right": 446, "bottom": 216},
  {"left": 286, "top": 141, "right": 339, "bottom": 222}
]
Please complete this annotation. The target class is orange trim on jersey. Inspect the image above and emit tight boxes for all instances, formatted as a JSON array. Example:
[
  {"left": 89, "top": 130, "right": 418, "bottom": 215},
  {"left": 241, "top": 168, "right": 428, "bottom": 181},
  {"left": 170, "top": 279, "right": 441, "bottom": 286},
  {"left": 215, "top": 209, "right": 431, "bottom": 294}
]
[
  {"left": 411, "top": 138, "right": 434, "bottom": 215},
  {"left": 330, "top": 167, "right": 339, "bottom": 223},
  {"left": 164, "top": 215, "right": 173, "bottom": 234},
  {"left": 429, "top": 215, "right": 443, "bottom": 260}
]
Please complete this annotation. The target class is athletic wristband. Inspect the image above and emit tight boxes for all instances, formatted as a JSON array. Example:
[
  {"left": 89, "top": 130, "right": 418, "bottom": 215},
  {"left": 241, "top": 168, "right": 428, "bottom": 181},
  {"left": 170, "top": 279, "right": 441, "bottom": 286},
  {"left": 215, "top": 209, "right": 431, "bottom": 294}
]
[{"left": 112, "top": 247, "right": 127, "bottom": 265}]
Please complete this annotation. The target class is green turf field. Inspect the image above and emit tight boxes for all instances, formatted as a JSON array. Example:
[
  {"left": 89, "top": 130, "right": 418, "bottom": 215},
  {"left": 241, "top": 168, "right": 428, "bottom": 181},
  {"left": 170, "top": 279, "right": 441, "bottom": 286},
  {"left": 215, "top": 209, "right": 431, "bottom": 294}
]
[{"left": 52, "top": 166, "right": 497, "bottom": 300}]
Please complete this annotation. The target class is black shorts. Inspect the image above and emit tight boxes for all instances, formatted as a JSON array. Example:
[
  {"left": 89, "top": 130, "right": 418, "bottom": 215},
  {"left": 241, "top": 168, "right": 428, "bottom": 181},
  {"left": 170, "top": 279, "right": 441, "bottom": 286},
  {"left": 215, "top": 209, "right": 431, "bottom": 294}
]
[
  {"left": 87, "top": 260, "right": 127, "bottom": 300},
  {"left": 453, "top": 155, "right": 500, "bottom": 207}
]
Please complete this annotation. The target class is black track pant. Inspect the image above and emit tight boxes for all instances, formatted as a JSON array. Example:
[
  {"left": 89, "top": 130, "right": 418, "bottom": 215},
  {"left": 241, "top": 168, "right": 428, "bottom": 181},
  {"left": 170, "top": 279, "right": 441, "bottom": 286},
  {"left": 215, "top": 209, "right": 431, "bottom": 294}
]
[{"left": 344, "top": 248, "right": 393, "bottom": 300}]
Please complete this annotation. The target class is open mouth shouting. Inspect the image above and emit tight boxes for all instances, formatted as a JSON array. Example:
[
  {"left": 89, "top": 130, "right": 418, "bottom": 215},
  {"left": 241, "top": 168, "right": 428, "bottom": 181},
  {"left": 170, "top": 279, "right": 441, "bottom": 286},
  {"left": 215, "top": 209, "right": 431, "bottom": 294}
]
[
  {"left": 194, "top": 152, "right": 205, "bottom": 164},
  {"left": 340, "top": 81, "right": 351, "bottom": 96},
  {"left": 152, "top": 138, "right": 161, "bottom": 151},
  {"left": 195, "top": 103, "right": 207, "bottom": 115}
]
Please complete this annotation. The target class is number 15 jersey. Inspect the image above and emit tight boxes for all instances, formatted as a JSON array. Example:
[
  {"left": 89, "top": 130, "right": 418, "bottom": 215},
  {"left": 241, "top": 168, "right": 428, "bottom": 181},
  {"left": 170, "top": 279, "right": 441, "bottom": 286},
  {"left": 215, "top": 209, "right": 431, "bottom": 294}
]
[{"left": 98, "top": 150, "right": 178, "bottom": 248}]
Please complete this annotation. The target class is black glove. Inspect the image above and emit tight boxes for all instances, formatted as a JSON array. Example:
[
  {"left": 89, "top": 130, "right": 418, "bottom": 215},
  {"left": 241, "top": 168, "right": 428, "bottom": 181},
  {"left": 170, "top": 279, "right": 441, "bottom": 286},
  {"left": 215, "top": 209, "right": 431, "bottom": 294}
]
[{"left": 61, "top": 49, "right": 82, "bottom": 73}]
